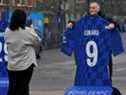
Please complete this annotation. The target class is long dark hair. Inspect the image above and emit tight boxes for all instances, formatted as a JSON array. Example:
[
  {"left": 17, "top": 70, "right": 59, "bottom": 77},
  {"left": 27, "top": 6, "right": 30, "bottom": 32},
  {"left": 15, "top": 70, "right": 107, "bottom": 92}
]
[{"left": 9, "top": 9, "right": 26, "bottom": 31}]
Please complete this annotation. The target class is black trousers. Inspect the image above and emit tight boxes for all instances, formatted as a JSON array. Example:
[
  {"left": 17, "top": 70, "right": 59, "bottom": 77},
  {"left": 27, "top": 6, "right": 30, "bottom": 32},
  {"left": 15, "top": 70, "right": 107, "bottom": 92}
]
[{"left": 7, "top": 64, "right": 34, "bottom": 95}]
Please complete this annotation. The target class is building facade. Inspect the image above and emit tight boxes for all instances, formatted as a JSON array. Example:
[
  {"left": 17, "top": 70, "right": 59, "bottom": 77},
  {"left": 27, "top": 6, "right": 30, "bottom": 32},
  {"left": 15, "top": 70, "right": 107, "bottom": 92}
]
[{"left": 0, "top": 0, "right": 35, "bottom": 7}]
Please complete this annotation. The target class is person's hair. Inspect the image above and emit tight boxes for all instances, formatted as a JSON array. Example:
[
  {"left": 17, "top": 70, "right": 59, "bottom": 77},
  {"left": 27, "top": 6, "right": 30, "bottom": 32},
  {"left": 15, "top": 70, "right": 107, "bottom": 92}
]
[{"left": 9, "top": 9, "right": 26, "bottom": 31}]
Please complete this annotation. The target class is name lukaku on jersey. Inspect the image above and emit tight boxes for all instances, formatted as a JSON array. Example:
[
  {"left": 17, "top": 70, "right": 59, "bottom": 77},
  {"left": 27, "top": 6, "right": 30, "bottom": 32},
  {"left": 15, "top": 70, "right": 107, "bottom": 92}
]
[{"left": 84, "top": 30, "right": 99, "bottom": 36}]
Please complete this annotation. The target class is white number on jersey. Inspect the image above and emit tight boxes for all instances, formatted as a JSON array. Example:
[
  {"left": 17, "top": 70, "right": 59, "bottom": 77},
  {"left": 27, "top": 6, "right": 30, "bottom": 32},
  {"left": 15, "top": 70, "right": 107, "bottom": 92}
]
[{"left": 86, "top": 41, "right": 98, "bottom": 67}]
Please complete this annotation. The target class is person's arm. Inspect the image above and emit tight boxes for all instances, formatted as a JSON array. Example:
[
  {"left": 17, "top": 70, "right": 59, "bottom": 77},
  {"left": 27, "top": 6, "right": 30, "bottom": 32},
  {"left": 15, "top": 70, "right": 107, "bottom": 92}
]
[
  {"left": 26, "top": 27, "right": 41, "bottom": 49},
  {"left": 61, "top": 28, "right": 75, "bottom": 56},
  {"left": 107, "top": 27, "right": 124, "bottom": 56},
  {"left": 98, "top": 11, "right": 116, "bottom": 30},
  {"left": 66, "top": 21, "right": 75, "bottom": 30},
  {"left": 105, "top": 23, "right": 115, "bottom": 30},
  {"left": 61, "top": 17, "right": 84, "bottom": 55}
]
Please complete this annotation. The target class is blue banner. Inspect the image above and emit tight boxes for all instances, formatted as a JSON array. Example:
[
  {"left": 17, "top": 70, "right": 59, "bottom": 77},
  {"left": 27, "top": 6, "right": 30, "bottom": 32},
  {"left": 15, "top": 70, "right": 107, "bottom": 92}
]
[{"left": 65, "top": 86, "right": 113, "bottom": 95}]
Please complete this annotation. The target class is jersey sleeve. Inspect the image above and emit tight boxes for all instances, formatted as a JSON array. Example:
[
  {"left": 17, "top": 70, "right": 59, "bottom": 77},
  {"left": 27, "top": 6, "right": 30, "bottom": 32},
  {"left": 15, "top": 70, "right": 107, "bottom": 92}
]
[
  {"left": 108, "top": 28, "right": 124, "bottom": 56},
  {"left": 60, "top": 17, "right": 84, "bottom": 56},
  {"left": 60, "top": 28, "right": 76, "bottom": 56}
]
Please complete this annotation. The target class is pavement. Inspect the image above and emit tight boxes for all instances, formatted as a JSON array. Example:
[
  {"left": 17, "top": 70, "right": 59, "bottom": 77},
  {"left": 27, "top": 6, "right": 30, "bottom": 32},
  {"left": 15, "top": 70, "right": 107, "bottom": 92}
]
[{"left": 30, "top": 33, "right": 126, "bottom": 95}]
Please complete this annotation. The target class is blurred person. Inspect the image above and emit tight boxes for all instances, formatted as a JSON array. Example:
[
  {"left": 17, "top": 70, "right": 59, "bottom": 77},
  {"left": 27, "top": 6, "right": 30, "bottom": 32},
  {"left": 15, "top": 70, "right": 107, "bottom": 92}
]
[
  {"left": 5, "top": 9, "right": 40, "bottom": 95},
  {"left": 44, "top": 27, "right": 52, "bottom": 49},
  {"left": 44, "top": 17, "right": 49, "bottom": 29},
  {"left": 43, "top": 17, "right": 51, "bottom": 49},
  {"left": 61, "top": 1, "right": 124, "bottom": 94},
  {"left": 67, "top": 1, "right": 122, "bottom": 82}
]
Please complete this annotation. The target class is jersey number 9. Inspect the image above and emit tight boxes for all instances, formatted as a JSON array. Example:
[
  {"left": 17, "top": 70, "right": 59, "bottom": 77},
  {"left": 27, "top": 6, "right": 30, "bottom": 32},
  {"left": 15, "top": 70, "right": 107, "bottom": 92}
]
[{"left": 86, "top": 40, "right": 98, "bottom": 67}]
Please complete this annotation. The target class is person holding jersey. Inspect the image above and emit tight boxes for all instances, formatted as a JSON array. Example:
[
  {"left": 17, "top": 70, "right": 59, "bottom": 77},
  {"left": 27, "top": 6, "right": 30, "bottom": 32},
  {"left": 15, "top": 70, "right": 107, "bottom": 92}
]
[
  {"left": 62, "top": 2, "right": 124, "bottom": 95},
  {"left": 5, "top": 9, "right": 40, "bottom": 95},
  {"left": 67, "top": 1, "right": 122, "bottom": 83}
]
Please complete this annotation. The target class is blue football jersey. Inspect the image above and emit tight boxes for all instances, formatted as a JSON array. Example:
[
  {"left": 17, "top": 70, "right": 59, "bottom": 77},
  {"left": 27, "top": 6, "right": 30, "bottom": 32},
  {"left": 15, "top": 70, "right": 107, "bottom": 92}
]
[
  {"left": 61, "top": 15, "right": 124, "bottom": 86},
  {"left": 0, "top": 20, "right": 8, "bottom": 78}
]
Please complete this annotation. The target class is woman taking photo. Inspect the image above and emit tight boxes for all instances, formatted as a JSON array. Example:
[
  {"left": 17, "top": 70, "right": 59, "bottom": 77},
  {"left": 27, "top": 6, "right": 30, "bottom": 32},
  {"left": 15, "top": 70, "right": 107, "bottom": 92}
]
[{"left": 5, "top": 9, "right": 40, "bottom": 95}]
